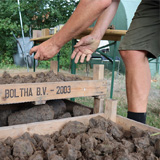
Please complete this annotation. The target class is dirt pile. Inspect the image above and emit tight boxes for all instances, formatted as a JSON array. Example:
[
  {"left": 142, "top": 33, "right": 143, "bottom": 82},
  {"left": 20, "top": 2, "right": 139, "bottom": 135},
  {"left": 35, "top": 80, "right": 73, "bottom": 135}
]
[
  {"left": 0, "top": 116, "right": 160, "bottom": 160},
  {"left": 0, "top": 71, "right": 82, "bottom": 84}
]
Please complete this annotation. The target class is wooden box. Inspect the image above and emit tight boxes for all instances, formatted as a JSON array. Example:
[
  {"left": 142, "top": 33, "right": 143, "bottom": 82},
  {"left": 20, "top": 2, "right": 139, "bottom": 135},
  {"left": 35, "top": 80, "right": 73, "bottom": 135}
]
[
  {"left": 0, "top": 99, "right": 159, "bottom": 140},
  {"left": 0, "top": 64, "right": 106, "bottom": 113}
]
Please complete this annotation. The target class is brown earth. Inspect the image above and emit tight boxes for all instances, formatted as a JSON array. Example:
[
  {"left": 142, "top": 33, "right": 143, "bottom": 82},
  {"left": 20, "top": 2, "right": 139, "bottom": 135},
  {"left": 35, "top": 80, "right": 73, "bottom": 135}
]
[
  {"left": 8, "top": 104, "right": 55, "bottom": 126},
  {"left": 0, "top": 116, "right": 160, "bottom": 160},
  {"left": 0, "top": 100, "right": 92, "bottom": 127},
  {"left": 0, "top": 71, "right": 82, "bottom": 84}
]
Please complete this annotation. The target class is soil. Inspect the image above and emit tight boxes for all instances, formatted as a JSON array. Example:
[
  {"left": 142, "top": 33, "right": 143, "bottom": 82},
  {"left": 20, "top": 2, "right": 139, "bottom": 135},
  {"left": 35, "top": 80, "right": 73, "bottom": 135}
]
[
  {"left": 47, "top": 100, "right": 67, "bottom": 119},
  {"left": 0, "top": 71, "right": 82, "bottom": 84},
  {"left": 0, "top": 110, "right": 12, "bottom": 126},
  {"left": 0, "top": 100, "right": 92, "bottom": 126},
  {"left": 73, "top": 105, "right": 92, "bottom": 117},
  {"left": 0, "top": 116, "right": 160, "bottom": 160},
  {"left": 8, "top": 104, "right": 55, "bottom": 126}
]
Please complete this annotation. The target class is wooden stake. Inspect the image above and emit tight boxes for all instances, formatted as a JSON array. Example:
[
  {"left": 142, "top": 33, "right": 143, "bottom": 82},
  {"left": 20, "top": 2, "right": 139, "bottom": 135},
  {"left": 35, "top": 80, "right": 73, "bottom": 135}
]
[
  {"left": 105, "top": 99, "right": 117, "bottom": 122},
  {"left": 50, "top": 61, "right": 58, "bottom": 74},
  {"left": 93, "top": 64, "right": 105, "bottom": 113},
  {"left": 94, "top": 97, "right": 104, "bottom": 113},
  {"left": 93, "top": 64, "right": 104, "bottom": 80}
]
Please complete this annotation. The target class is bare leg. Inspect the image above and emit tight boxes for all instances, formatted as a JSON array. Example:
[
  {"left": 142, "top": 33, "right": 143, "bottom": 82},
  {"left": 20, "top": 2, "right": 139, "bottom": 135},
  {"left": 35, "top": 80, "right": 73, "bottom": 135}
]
[{"left": 120, "top": 50, "right": 151, "bottom": 113}]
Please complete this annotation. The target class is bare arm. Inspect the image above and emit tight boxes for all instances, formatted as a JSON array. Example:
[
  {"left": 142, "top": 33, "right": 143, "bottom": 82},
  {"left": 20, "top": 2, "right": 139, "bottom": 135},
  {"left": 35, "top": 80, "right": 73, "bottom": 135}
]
[
  {"left": 91, "top": 0, "right": 120, "bottom": 40},
  {"left": 54, "top": 0, "right": 112, "bottom": 48},
  {"left": 30, "top": 0, "right": 112, "bottom": 60},
  {"left": 71, "top": 0, "right": 120, "bottom": 63}
]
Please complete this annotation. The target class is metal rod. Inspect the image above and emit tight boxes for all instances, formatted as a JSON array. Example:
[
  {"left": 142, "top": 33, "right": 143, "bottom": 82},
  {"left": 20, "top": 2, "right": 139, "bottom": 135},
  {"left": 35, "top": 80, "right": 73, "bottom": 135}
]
[
  {"left": 70, "top": 39, "right": 77, "bottom": 102},
  {"left": 71, "top": 39, "right": 77, "bottom": 74},
  {"left": 110, "top": 41, "right": 117, "bottom": 99},
  {"left": 17, "top": 0, "right": 25, "bottom": 50},
  {"left": 57, "top": 52, "right": 60, "bottom": 72},
  {"left": 17, "top": 0, "right": 29, "bottom": 71}
]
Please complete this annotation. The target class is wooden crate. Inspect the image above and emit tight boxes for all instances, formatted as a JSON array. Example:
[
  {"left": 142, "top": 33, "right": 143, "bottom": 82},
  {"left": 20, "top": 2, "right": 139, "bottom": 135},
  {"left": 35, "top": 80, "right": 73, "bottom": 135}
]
[
  {"left": 0, "top": 99, "right": 159, "bottom": 140},
  {"left": 0, "top": 63, "right": 159, "bottom": 140},
  {"left": 0, "top": 64, "right": 106, "bottom": 113}
]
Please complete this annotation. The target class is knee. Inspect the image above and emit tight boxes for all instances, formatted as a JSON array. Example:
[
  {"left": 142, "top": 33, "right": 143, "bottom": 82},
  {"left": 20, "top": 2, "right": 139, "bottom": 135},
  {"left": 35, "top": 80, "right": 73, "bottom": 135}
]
[
  {"left": 119, "top": 50, "right": 129, "bottom": 61},
  {"left": 119, "top": 50, "right": 137, "bottom": 66},
  {"left": 119, "top": 50, "right": 149, "bottom": 66}
]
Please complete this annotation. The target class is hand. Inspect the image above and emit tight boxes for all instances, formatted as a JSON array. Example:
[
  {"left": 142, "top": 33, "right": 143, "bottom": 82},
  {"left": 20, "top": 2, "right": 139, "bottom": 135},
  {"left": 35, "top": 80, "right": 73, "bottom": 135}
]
[
  {"left": 71, "top": 34, "right": 100, "bottom": 63},
  {"left": 30, "top": 38, "right": 61, "bottom": 60}
]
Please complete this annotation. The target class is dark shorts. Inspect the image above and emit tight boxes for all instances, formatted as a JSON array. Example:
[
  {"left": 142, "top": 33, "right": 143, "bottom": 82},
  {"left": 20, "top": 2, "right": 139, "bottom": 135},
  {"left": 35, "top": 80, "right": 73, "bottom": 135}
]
[{"left": 119, "top": 0, "right": 160, "bottom": 58}]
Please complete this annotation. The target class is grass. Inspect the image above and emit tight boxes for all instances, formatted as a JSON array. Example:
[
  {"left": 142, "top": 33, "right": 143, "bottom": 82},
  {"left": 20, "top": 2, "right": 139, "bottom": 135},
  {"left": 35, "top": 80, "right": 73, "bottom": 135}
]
[
  {"left": 75, "top": 68, "right": 160, "bottom": 129},
  {"left": 0, "top": 64, "right": 50, "bottom": 74},
  {"left": 0, "top": 64, "right": 22, "bottom": 70}
]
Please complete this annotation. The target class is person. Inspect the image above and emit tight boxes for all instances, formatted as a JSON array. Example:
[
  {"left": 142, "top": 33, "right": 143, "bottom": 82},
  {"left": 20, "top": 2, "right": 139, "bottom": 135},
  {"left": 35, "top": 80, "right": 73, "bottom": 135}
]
[
  {"left": 30, "top": 0, "right": 119, "bottom": 61},
  {"left": 30, "top": 0, "right": 160, "bottom": 124}
]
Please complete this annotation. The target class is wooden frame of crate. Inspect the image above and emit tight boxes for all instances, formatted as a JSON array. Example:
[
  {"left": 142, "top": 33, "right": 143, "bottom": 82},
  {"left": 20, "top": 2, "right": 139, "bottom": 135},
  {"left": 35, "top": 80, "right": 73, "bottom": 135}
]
[
  {"left": 0, "top": 63, "right": 106, "bottom": 113},
  {"left": 0, "top": 98, "right": 159, "bottom": 140},
  {"left": 0, "top": 63, "right": 159, "bottom": 140}
]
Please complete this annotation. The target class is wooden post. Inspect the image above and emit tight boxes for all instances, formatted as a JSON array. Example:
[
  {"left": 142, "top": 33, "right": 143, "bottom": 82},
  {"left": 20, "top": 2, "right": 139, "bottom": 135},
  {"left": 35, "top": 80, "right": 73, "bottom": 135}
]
[
  {"left": 50, "top": 61, "right": 58, "bottom": 74},
  {"left": 105, "top": 99, "right": 117, "bottom": 122},
  {"left": 93, "top": 64, "right": 105, "bottom": 113},
  {"left": 93, "top": 64, "right": 104, "bottom": 80}
]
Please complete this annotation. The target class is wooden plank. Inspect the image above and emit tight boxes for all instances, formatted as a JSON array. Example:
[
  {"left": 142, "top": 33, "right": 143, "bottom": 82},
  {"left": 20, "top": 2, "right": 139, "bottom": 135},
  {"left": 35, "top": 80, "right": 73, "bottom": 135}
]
[
  {"left": 74, "top": 29, "right": 127, "bottom": 41},
  {"left": 105, "top": 99, "right": 117, "bottom": 122},
  {"left": 93, "top": 65, "right": 105, "bottom": 113},
  {"left": 116, "top": 115, "right": 160, "bottom": 132},
  {"left": 30, "top": 29, "right": 127, "bottom": 42},
  {"left": 0, "top": 80, "right": 107, "bottom": 105},
  {"left": 31, "top": 35, "right": 53, "bottom": 42},
  {"left": 0, "top": 113, "right": 105, "bottom": 140},
  {"left": 0, "top": 113, "right": 159, "bottom": 140},
  {"left": 75, "top": 35, "right": 121, "bottom": 41},
  {"left": 75, "top": 28, "right": 127, "bottom": 37},
  {"left": 102, "top": 35, "right": 121, "bottom": 41}
]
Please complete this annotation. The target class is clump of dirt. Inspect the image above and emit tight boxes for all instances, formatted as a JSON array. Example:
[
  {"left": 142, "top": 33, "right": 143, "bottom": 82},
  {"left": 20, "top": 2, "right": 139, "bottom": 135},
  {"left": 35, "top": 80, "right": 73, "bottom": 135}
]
[
  {"left": 0, "top": 71, "right": 82, "bottom": 84},
  {"left": 13, "top": 139, "right": 34, "bottom": 159},
  {"left": 58, "top": 112, "right": 72, "bottom": 119},
  {"left": 0, "top": 110, "right": 12, "bottom": 126},
  {"left": 0, "top": 116, "right": 160, "bottom": 160},
  {"left": 0, "top": 100, "right": 92, "bottom": 126},
  {"left": 73, "top": 105, "right": 91, "bottom": 117},
  {"left": 47, "top": 100, "right": 67, "bottom": 119},
  {"left": 8, "top": 104, "right": 54, "bottom": 126}
]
